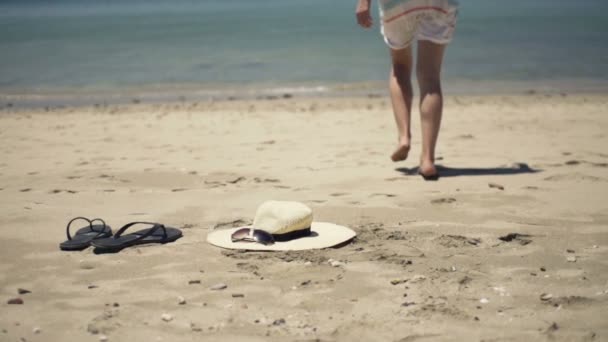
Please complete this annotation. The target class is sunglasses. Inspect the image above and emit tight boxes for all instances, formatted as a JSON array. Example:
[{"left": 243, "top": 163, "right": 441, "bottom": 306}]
[{"left": 231, "top": 228, "right": 275, "bottom": 245}]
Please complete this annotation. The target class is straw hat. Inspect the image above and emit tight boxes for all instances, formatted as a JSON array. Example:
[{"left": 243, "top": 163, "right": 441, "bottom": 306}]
[{"left": 206, "top": 201, "right": 356, "bottom": 251}]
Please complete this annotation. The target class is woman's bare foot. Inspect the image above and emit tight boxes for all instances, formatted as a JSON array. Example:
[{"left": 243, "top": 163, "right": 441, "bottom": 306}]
[
  {"left": 391, "top": 142, "right": 410, "bottom": 162},
  {"left": 419, "top": 159, "right": 438, "bottom": 180}
]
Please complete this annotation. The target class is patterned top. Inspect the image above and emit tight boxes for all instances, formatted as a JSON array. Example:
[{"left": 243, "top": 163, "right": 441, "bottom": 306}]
[{"left": 379, "top": 0, "right": 458, "bottom": 23}]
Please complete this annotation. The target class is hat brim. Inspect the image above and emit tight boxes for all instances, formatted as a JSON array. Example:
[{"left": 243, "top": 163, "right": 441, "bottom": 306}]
[{"left": 206, "top": 222, "right": 356, "bottom": 251}]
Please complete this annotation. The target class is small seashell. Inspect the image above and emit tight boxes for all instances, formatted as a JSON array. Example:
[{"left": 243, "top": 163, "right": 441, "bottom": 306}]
[
  {"left": 210, "top": 283, "right": 227, "bottom": 291},
  {"left": 540, "top": 293, "right": 553, "bottom": 301}
]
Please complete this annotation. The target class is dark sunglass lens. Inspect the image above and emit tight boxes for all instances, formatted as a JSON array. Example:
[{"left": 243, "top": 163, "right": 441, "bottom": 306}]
[{"left": 253, "top": 230, "right": 275, "bottom": 245}]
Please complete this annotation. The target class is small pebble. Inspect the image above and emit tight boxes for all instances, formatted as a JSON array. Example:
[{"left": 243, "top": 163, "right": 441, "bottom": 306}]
[
  {"left": 88, "top": 285, "right": 98, "bottom": 289},
  {"left": 7, "top": 298, "right": 23, "bottom": 305},
  {"left": 99, "top": 334, "right": 108, "bottom": 342},
  {"left": 272, "top": 318, "right": 286, "bottom": 326},
  {"left": 329, "top": 260, "right": 344, "bottom": 267},
  {"left": 567, "top": 256, "right": 577, "bottom": 262},
  {"left": 32, "top": 327, "right": 41, "bottom": 334},
  {"left": 390, "top": 279, "right": 407, "bottom": 285},
  {"left": 540, "top": 293, "right": 553, "bottom": 301},
  {"left": 112, "top": 303, "right": 119, "bottom": 307},
  {"left": 232, "top": 293, "right": 245, "bottom": 298},
  {"left": 17, "top": 289, "right": 31, "bottom": 295},
  {"left": 161, "top": 313, "right": 173, "bottom": 322},
  {"left": 188, "top": 280, "right": 201, "bottom": 285},
  {"left": 190, "top": 323, "right": 202, "bottom": 332},
  {"left": 210, "top": 283, "right": 227, "bottom": 291},
  {"left": 566, "top": 249, "right": 575, "bottom": 253},
  {"left": 178, "top": 296, "right": 186, "bottom": 305},
  {"left": 540, "top": 267, "right": 546, "bottom": 272},
  {"left": 479, "top": 298, "right": 489, "bottom": 304},
  {"left": 592, "top": 245, "right": 598, "bottom": 249},
  {"left": 488, "top": 183, "right": 505, "bottom": 190},
  {"left": 450, "top": 266, "right": 457, "bottom": 272}
]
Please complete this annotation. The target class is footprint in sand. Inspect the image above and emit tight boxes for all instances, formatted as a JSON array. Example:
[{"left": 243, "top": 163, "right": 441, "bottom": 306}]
[
  {"left": 385, "top": 177, "right": 407, "bottom": 182},
  {"left": 49, "top": 189, "right": 78, "bottom": 194},
  {"left": 434, "top": 235, "right": 481, "bottom": 248},
  {"left": 542, "top": 295, "right": 594, "bottom": 308},
  {"left": 498, "top": 233, "right": 532, "bottom": 245},
  {"left": 330, "top": 192, "right": 348, "bottom": 197},
  {"left": 204, "top": 181, "right": 225, "bottom": 188},
  {"left": 253, "top": 178, "right": 280, "bottom": 184},
  {"left": 431, "top": 197, "right": 456, "bottom": 204},
  {"left": 543, "top": 173, "right": 603, "bottom": 182},
  {"left": 226, "top": 176, "right": 246, "bottom": 184},
  {"left": 214, "top": 219, "right": 249, "bottom": 230},
  {"left": 236, "top": 262, "right": 260, "bottom": 274},
  {"left": 590, "top": 161, "right": 608, "bottom": 168},
  {"left": 371, "top": 193, "right": 397, "bottom": 198}
]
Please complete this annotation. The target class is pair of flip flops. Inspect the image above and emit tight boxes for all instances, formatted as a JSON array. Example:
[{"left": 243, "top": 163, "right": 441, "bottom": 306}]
[{"left": 59, "top": 217, "right": 182, "bottom": 253}]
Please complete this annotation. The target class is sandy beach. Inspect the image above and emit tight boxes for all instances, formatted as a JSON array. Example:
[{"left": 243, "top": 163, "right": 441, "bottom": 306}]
[{"left": 1, "top": 93, "right": 607, "bottom": 341}]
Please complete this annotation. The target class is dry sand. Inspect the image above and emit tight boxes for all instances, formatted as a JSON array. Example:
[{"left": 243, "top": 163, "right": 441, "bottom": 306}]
[{"left": 0, "top": 94, "right": 607, "bottom": 341}]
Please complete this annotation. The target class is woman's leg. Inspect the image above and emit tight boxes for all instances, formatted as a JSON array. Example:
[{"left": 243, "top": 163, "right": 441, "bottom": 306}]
[
  {"left": 388, "top": 46, "right": 414, "bottom": 162},
  {"left": 416, "top": 40, "right": 446, "bottom": 176}
]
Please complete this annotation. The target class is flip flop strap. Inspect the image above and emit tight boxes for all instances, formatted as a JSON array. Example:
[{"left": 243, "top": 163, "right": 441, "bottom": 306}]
[
  {"left": 114, "top": 221, "right": 166, "bottom": 240},
  {"left": 89, "top": 218, "right": 109, "bottom": 238},
  {"left": 66, "top": 217, "right": 92, "bottom": 241}
]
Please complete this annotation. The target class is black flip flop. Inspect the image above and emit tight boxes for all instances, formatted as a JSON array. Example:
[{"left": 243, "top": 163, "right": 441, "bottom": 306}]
[
  {"left": 60, "top": 217, "right": 113, "bottom": 251},
  {"left": 91, "top": 222, "right": 182, "bottom": 253}
]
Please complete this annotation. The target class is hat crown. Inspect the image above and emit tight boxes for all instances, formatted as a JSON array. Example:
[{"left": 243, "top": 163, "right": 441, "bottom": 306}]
[{"left": 253, "top": 201, "right": 313, "bottom": 235}]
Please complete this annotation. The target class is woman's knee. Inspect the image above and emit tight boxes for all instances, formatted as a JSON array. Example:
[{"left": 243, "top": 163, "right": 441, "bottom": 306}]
[{"left": 416, "top": 68, "right": 441, "bottom": 93}]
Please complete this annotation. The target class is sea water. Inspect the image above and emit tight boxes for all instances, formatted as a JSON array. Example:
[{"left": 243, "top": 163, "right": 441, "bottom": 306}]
[{"left": 1, "top": 0, "right": 607, "bottom": 105}]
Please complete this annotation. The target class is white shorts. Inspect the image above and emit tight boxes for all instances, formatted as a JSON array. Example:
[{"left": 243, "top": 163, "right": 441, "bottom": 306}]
[{"left": 379, "top": 0, "right": 458, "bottom": 49}]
